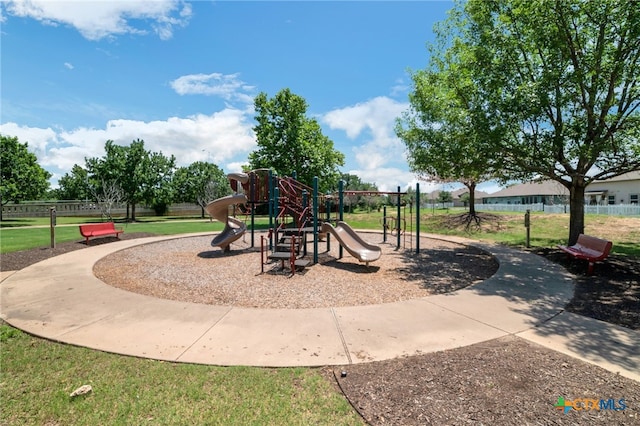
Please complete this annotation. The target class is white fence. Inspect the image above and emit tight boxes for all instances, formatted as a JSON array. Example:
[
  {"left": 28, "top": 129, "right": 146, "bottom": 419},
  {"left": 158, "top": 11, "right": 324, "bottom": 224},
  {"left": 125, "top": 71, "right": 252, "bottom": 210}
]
[{"left": 476, "top": 203, "right": 640, "bottom": 216}]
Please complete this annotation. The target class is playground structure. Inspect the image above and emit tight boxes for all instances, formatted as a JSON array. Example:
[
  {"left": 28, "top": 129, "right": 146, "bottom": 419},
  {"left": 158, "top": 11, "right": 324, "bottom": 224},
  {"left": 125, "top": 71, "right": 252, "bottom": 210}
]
[{"left": 207, "top": 169, "right": 424, "bottom": 274}]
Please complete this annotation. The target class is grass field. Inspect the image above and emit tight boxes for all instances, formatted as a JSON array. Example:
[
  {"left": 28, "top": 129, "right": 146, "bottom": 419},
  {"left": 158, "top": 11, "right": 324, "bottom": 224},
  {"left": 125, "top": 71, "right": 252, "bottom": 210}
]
[{"left": 1, "top": 210, "right": 638, "bottom": 425}]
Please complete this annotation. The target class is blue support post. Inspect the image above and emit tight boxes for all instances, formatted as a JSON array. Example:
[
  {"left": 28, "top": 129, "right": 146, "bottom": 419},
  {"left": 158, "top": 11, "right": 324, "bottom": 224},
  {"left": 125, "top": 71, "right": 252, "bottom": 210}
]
[
  {"left": 268, "top": 170, "right": 274, "bottom": 250},
  {"left": 325, "top": 198, "right": 331, "bottom": 251},
  {"left": 273, "top": 186, "right": 280, "bottom": 249},
  {"left": 313, "top": 177, "right": 319, "bottom": 264},
  {"left": 250, "top": 172, "right": 255, "bottom": 248},
  {"left": 338, "top": 180, "right": 344, "bottom": 259}
]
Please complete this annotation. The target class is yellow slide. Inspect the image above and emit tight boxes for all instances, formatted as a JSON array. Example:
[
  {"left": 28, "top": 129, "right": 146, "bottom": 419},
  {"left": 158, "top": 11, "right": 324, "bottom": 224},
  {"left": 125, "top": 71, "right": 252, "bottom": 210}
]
[{"left": 320, "top": 221, "right": 382, "bottom": 265}]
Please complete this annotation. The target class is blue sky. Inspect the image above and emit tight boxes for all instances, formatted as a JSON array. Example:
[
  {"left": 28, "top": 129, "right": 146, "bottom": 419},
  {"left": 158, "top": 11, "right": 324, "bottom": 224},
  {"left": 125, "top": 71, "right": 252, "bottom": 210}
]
[{"left": 1, "top": 0, "right": 500, "bottom": 193}]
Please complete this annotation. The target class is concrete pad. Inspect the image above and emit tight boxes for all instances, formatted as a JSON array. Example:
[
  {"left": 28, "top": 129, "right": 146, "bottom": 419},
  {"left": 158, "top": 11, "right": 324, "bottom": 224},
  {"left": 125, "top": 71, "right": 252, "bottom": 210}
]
[
  {"left": 518, "top": 311, "right": 640, "bottom": 382},
  {"left": 334, "top": 299, "right": 507, "bottom": 363},
  {"left": 426, "top": 289, "right": 567, "bottom": 334},
  {"left": 60, "top": 300, "right": 232, "bottom": 361},
  {"left": 0, "top": 270, "right": 17, "bottom": 282},
  {"left": 179, "top": 307, "right": 349, "bottom": 367}
]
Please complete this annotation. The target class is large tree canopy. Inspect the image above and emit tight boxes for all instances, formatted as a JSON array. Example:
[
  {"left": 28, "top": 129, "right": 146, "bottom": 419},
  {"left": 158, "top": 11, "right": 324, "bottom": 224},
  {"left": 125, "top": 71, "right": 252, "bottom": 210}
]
[
  {"left": 56, "top": 164, "right": 90, "bottom": 201},
  {"left": 1, "top": 135, "right": 51, "bottom": 208},
  {"left": 86, "top": 139, "right": 175, "bottom": 221},
  {"left": 248, "top": 89, "right": 345, "bottom": 193},
  {"left": 396, "top": 49, "right": 497, "bottom": 217},
  {"left": 415, "top": 0, "right": 640, "bottom": 244},
  {"left": 173, "top": 161, "right": 231, "bottom": 218}
]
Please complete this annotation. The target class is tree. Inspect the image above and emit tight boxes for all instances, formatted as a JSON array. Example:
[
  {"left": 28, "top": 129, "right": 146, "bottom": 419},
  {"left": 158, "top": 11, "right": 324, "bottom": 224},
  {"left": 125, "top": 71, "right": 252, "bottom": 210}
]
[
  {"left": 248, "top": 89, "right": 345, "bottom": 192},
  {"left": 56, "top": 164, "right": 90, "bottom": 201},
  {"left": 173, "top": 161, "right": 231, "bottom": 218},
  {"left": 90, "top": 179, "right": 125, "bottom": 221},
  {"left": 437, "top": 190, "right": 453, "bottom": 209},
  {"left": 396, "top": 52, "right": 497, "bottom": 219},
  {"left": 1, "top": 135, "right": 51, "bottom": 219},
  {"left": 86, "top": 139, "right": 176, "bottom": 221},
  {"left": 437, "top": 0, "right": 640, "bottom": 244}
]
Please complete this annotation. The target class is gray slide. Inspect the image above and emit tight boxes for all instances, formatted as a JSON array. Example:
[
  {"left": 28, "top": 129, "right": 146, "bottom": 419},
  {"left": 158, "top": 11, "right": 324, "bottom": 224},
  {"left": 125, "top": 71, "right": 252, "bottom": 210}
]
[
  {"left": 206, "top": 193, "right": 247, "bottom": 251},
  {"left": 320, "top": 221, "right": 382, "bottom": 265}
]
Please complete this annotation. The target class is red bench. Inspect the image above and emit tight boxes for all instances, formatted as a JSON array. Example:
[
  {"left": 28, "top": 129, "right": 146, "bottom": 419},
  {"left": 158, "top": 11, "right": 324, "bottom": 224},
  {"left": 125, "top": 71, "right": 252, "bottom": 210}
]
[
  {"left": 79, "top": 222, "right": 124, "bottom": 245},
  {"left": 557, "top": 234, "right": 612, "bottom": 275}
]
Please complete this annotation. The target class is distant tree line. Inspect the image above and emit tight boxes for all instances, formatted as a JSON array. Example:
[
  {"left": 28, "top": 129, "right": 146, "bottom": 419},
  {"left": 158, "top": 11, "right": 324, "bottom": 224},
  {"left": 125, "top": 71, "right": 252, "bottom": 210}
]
[{"left": 2, "top": 88, "right": 389, "bottom": 221}]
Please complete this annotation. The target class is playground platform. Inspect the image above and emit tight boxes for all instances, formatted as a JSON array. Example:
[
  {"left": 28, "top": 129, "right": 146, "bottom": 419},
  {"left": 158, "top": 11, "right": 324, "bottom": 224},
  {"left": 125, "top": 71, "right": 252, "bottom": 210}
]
[{"left": 1, "top": 232, "right": 638, "bottom": 382}]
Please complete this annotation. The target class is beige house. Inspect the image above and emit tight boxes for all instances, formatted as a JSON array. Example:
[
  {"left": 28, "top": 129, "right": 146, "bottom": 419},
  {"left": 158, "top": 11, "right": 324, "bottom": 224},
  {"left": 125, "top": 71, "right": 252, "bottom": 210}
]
[
  {"left": 482, "top": 171, "right": 640, "bottom": 205},
  {"left": 585, "top": 171, "right": 640, "bottom": 205},
  {"left": 482, "top": 180, "right": 568, "bottom": 205},
  {"left": 426, "top": 188, "right": 489, "bottom": 207}
]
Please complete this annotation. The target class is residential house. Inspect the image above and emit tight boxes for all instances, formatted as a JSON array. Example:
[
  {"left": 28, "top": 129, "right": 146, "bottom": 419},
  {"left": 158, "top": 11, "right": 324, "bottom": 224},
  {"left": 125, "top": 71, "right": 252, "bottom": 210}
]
[
  {"left": 482, "top": 171, "right": 640, "bottom": 205},
  {"left": 426, "top": 187, "right": 489, "bottom": 207},
  {"left": 586, "top": 171, "right": 640, "bottom": 205}
]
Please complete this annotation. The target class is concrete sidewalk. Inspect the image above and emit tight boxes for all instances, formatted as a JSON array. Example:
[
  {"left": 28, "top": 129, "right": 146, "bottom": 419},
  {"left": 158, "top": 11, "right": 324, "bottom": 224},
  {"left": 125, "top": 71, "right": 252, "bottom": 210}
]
[{"left": 1, "top": 233, "right": 638, "bottom": 382}]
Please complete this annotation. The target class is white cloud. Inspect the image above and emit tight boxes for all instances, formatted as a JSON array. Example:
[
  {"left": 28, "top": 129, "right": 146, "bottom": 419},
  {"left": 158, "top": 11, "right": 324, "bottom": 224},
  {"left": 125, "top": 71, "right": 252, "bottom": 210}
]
[
  {"left": 0, "top": 122, "right": 58, "bottom": 156},
  {"left": 324, "top": 96, "right": 406, "bottom": 142},
  {"left": 1, "top": 108, "right": 256, "bottom": 184},
  {"left": 170, "top": 73, "right": 256, "bottom": 104},
  {"left": 4, "top": 0, "right": 191, "bottom": 40},
  {"left": 64, "top": 62, "right": 74, "bottom": 70},
  {"left": 348, "top": 167, "right": 425, "bottom": 193},
  {"left": 324, "top": 96, "right": 413, "bottom": 190}
]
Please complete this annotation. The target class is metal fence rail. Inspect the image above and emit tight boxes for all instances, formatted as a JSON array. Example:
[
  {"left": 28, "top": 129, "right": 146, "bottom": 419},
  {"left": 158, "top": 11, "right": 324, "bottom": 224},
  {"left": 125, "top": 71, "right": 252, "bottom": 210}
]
[{"left": 475, "top": 203, "right": 640, "bottom": 216}]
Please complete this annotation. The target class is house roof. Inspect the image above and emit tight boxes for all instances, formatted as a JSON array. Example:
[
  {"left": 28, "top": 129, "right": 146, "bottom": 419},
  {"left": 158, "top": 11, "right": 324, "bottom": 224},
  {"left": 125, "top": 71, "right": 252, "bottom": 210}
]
[
  {"left": 485, "top": 180, "right": 569, "bottom": 198},
  {"left": 592, "top": 170, "right": 640, "bottom": 183},
  {"left": 425, "top": 188, "right": 489, "bottom": 200}
]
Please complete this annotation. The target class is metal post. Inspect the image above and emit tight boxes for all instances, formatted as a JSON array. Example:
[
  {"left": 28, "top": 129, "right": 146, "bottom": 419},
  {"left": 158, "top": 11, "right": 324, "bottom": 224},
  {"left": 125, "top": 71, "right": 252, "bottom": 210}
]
[
  {"left": 383, "top": 205, "right": 387, "bottom": 243},
  {"left": 397, "top": 186, "right": 401, "bottom": 250},
  {"left": 49, "top": 207, "right": 56, "bottom": 249},
  {"left": 313, "top": 177, "right": 319, "bottom": 264},
  {"left": 250, "top": 172, "right": 255, "bottom": 248},
  {"left": 338, "top": 180, "right": 344, "bottom": 259},
  {"left": 325, "top": 199, "right": 331, "bottom": 251},
  {"left": 525, "top": 209, "right": 531, "bottom": 248},
  {"left": 268, "top": 171, "right": 275, "bottom": 250},
  {"left": 416, "top": 183, "right": 420, "bottom": 254}
]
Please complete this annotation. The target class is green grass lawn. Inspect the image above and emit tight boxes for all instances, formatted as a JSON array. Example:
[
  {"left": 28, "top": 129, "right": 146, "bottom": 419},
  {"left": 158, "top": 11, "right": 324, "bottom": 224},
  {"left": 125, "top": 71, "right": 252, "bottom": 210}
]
[
  {"left": 0, "top": 326, "right": 361, "bottom": 426},
  {"left": 1, "top": 210, "right": 638, "bottom": 424}
]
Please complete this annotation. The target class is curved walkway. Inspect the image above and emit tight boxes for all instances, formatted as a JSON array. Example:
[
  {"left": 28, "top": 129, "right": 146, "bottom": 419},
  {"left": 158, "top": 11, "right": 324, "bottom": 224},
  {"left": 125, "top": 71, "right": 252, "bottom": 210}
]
[{"left": 1, "top": 232, "right": 638, "bottom": 381}]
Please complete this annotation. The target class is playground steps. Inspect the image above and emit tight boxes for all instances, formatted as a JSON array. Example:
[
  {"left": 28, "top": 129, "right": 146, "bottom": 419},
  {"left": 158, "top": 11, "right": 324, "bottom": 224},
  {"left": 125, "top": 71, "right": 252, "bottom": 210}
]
[{"left": 267, "top": 230, "right": 311, "bottom": 271}]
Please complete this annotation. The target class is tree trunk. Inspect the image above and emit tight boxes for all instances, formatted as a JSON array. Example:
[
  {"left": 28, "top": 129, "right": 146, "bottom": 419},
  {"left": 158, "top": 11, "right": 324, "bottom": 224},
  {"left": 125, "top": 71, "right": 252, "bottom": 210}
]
[
  {"left": 568, "top": 180, "right": 586, "bottom": 246},
  {"left": 467, "top": 182, "right": 477, "bottom": 216},
  {"left": 201, "top": 206, "right": 205, "bottom": 219},
  {"left": 131, "top": 203, "right": 137, "bottom": 222}
]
